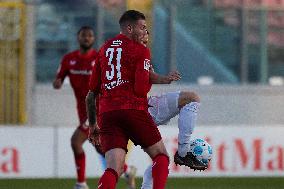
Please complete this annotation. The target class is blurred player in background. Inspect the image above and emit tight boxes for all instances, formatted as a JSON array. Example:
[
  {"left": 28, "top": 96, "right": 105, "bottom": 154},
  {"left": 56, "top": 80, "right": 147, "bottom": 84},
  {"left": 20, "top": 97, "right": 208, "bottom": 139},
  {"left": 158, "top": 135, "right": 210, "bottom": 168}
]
[
  {"left": 140, "top": 31, "right": 207, "bottom": 189},
  {"left": 53, "top": 26, "right": 97, "bottom": 189},
  {"left": 86, "top": 10, "right": 169, "bottom": 189}
]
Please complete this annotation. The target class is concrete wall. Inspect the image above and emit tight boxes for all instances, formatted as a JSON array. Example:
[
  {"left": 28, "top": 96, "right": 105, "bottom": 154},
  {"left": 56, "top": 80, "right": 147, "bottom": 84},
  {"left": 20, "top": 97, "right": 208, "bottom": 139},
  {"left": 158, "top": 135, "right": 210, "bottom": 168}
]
[{"left": 31, "top": 84, "right": 284, "bottom": 127}]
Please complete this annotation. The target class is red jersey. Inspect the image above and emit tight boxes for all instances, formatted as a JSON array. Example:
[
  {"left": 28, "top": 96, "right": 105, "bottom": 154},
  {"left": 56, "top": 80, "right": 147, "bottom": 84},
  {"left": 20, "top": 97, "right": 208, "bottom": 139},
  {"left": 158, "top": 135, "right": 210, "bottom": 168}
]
[
  {"left": 89, "top": 34, "right": 152, "bottom": 114},
  {"left": 56, "top": 49, "right": 98, "bottom": 123}
]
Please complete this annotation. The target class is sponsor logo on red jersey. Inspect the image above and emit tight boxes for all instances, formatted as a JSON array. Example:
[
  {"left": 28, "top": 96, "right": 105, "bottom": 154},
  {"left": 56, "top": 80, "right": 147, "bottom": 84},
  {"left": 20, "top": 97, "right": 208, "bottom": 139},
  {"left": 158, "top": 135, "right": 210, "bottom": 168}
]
[{"left": 144, "top": 59, "right": 151, "bottom": 71}]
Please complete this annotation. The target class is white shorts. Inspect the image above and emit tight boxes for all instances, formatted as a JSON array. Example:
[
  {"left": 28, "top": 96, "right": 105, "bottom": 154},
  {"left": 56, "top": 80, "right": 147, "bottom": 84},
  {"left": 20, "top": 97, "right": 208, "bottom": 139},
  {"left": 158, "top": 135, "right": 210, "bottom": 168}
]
[{"left": 148, "top": 91, "right": 180, "bottom": 125}]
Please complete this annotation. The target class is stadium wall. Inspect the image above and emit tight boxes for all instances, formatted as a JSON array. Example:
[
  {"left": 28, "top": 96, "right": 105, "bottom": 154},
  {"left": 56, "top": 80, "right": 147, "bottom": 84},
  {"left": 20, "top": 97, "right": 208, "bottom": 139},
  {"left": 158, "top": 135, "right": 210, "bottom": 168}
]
[
  {"left": 1, "top": 126, "right": 284, "bottom": 178},
  {"left": 32, "top": 84, "right": 284, "bottom": 126}
]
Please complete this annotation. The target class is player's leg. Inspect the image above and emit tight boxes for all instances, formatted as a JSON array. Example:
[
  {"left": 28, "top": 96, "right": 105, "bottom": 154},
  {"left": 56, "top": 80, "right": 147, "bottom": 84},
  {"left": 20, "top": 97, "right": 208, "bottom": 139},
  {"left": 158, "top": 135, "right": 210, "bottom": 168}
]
[
  {"left": 71, "top": 125, "right": 89, "bottom": 189},
  {"left": 145, "top": 90, "right": 204, "bottom": 188},
  {"left": 176, "top": 91, "right": 200, "bottom": 156},
  {"left": 94, "top": 142, "right": 137, "bottom": 189},
  {"left": 143, "top": 141, "right": 169, "bottom": 189},
  {"left": 124, "top": 110, "right": 169, "bottom": 189},
  {"left": 148, "top": 91, "right": 203, "bottom": 161},
  {"left": 124, "top": 164, "right": 137, "bottom": 189},
  {"left": 98, "top": 148, "right": 126, "bottom": 189},
  {"left": 174, "top": 91, "right": 207, "bottom": 170},
  {"left": 141, "top": 165, "right": 153, "bottom": 189},
  {"left": 141, "top": 92, "right": 179, "bottom": 189},
  {"left": 148, "top": 92, "right": 180, "bottom": 125},
  {"left": 97, "top": 110, "right": 132, "bottom": 189},
  {"left": 123, "top": 141, "right": 137, "bottom": 189}
]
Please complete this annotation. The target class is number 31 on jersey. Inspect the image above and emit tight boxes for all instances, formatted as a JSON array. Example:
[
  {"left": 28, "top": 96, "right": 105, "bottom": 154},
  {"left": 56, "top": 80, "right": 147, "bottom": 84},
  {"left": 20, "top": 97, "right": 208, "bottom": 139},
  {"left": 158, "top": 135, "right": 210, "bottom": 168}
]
[{"left": 105, "top": 47, "right": 122, "bottom": 80}]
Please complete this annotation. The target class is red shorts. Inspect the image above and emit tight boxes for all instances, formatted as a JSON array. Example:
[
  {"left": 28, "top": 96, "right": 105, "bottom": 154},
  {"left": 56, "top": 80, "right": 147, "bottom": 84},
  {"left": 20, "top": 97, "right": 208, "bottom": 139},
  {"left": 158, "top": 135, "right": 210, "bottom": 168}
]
[{"left": 99, "top": 109, "right": 162, "bottom": 154}]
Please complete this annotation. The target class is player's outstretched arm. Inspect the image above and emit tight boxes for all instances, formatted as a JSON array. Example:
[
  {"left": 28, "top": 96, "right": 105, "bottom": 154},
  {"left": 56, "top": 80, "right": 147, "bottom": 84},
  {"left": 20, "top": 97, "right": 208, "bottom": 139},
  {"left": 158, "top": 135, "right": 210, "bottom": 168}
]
[{"left": 150, "top": 70, "right": 181, "bottom": 84}]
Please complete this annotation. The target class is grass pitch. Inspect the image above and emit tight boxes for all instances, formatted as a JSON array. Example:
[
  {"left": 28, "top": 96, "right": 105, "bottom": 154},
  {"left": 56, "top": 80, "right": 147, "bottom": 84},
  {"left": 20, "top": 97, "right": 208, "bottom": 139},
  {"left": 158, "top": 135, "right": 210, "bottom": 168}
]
[{"left": 0, "top": 177, "right": 283, "bottom": 189}]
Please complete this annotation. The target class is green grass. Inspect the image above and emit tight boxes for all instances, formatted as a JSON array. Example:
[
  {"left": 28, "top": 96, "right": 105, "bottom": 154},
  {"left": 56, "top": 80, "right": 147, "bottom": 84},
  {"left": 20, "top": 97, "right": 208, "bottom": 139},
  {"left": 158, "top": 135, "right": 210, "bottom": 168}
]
[{"left": 0, "top": 177, "right": 284, "bottom": 189}]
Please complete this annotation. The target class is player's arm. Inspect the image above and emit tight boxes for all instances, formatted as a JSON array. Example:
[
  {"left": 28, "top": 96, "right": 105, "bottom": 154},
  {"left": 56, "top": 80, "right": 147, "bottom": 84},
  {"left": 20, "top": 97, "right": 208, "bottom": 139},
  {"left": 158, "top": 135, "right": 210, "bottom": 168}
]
[
  {"left": 86, "top": 91, "right": 97, "bottom": 126},
  {"left": 86, "top": 90, "right": 100, "bottom": 146},
  {"left": 150, "top": 70, "right": 181, "bottom": 84},
  {"left": 53, "top": 55, "right": 69, "bottom": 89},
  {"left": 86, "top": 57, "right": 101, "bottom": 127},
  {"left": 86, "top": 58, "right": 101, "bottom": 146},
  {"left": 134, "top": 48, "right": 151, "bottom": 96}
]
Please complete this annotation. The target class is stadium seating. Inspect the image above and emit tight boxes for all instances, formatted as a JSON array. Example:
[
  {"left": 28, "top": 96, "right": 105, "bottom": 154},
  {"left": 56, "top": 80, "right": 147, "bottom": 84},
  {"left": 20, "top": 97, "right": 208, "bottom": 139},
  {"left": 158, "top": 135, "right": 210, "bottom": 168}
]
[{"left": 156, "top": 0, "right": 284, "bottom": 82}]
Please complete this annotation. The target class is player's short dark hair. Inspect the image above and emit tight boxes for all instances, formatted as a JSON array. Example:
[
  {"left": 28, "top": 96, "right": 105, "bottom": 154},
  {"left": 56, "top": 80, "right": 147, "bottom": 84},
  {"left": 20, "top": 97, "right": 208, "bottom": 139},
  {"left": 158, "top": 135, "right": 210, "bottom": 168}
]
[
  {"left": 77, "top": 26, "right": 94, "bottom": 35},
  {"left": 119, "top": 10, "right": 146, "bottom": 28}
]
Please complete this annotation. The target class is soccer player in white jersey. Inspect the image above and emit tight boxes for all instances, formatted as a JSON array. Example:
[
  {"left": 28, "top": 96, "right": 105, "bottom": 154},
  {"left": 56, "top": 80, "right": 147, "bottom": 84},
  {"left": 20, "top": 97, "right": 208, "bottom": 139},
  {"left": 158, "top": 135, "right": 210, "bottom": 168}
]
[{"left": 141, "top": 31, "right": 207, "bottom": 189}]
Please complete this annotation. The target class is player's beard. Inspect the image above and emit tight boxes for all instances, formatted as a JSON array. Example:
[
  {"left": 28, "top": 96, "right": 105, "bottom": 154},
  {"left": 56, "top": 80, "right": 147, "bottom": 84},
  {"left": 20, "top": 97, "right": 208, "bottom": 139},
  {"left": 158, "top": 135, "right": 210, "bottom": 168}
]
[
  {"left": 80, "top": 43, "right": 93, "bottom": 51},
  {"left": 132, "top": 34, "right": 141, "bottom": 43}
]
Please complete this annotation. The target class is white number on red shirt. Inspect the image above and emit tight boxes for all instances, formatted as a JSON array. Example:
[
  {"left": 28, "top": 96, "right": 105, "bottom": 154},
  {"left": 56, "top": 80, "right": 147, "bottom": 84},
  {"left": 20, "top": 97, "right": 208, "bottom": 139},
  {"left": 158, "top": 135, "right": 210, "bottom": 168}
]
[{"left": 105, "top": 48, "right": 122, "bottom": 80}]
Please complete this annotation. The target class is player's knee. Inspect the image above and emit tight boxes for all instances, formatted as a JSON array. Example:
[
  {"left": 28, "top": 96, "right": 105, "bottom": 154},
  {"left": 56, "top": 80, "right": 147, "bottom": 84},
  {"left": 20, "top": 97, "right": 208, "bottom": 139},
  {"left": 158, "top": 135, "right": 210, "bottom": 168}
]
[
  {"left": 71, "top": 135, "right": 82, "bottom": 152},
  {"left": 178, "top": 91, "right": 200, "bottom": 108},
  {"left": 154, "top": 145, "right": 169, "bottom": 159},
  {"left": 145, "top": 140, "right": 169, "bottom": 159}
]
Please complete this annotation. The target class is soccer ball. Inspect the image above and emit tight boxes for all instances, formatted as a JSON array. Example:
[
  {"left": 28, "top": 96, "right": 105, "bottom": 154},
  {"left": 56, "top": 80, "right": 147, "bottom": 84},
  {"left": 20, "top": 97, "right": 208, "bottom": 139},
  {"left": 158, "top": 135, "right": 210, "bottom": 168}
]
[{"left": 189, "top": 138, "right": 213, "bottom": 165}]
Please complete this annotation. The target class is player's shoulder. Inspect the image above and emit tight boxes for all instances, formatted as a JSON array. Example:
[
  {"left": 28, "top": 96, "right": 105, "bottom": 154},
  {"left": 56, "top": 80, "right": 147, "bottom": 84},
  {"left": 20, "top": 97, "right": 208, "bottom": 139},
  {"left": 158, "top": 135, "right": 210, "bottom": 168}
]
[
  {"left": 63, "top": 50, "right": 79, "bottom": 59},
  {"left": 91, "top": 48, "right": 98, "bottom": 53},
  {"left": 90, "top": 49, "right": 98, "bottom": 57},
  {"left": 132, "top": 42, "right": 150, "bottom": 56},
  {"left": 104, "top": 34, "right": 124, "bottom": 47}
]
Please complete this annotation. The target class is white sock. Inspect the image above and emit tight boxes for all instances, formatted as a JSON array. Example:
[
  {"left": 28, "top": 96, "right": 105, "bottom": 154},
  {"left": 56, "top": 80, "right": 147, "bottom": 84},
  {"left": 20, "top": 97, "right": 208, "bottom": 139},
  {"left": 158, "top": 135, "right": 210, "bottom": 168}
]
[
  {"left": 76, "top": 182, "right": 87, "bottom": 186},
  {"left": 178, "top": 102, "right": 200, "bottom": 157},
  {"left": 141, "top": 165, "right": 153, "bottom": 189}
]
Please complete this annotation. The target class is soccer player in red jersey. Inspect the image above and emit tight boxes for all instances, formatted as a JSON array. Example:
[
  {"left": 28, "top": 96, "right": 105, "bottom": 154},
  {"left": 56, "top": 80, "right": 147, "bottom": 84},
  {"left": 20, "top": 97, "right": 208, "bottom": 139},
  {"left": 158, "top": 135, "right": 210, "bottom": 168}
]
[
  {"left": 53, "top": 26, "right": 96, "bottom": 189},
  {"left": 86, "top": 10, "right": 169, "bottom": 189}
]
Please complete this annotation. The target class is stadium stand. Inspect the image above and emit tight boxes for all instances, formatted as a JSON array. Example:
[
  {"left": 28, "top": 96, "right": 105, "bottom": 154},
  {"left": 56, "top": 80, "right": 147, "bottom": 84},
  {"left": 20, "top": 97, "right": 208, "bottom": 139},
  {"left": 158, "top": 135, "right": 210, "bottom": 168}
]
[{"left": 154, "top": 0, "right": 284, "bottom": 83}]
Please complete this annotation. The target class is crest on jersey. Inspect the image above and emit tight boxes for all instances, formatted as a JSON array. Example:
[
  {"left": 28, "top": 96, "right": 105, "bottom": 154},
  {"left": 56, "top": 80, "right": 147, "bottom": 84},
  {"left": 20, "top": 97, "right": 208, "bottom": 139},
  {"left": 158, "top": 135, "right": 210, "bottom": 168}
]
[
  {"left": 111, "top": 40, "right": 122, "bottom": 47},
  {"left": 70, "top": 60, "right": 76, "bottom": 65},
  {"left": 144, "top": 59, "right": 151, "bottom": 71},
  {"left": 91, "top": 60, "right": 96, "bottom": 66}
]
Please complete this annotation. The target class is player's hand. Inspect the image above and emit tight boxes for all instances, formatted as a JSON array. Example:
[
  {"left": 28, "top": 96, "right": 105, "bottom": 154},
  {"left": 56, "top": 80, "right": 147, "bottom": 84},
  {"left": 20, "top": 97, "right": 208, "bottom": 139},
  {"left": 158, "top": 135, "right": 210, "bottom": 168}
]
[
  {"left": 53, "top": 78, "right": 63, "bottom": 89},
  {"left": 166, "top": 70, "right": 181, "bottom": 82},
  {"left": 88, "top": 124, "right": 101, "bottom": 147}
]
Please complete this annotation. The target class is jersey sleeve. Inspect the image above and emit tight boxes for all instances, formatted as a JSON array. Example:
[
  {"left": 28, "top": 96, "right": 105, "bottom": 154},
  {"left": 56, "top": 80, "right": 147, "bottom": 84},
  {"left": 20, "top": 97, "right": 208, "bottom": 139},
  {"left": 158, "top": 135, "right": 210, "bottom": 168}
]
[
  {"left": 89, "top": 55, "right": 101, "bottom": 95},
  {"left": 134, "top": 47, "right": 151, "bottom": 97},
  {"left": 56, "top": 55, "right": 69, "bottom": 81}
]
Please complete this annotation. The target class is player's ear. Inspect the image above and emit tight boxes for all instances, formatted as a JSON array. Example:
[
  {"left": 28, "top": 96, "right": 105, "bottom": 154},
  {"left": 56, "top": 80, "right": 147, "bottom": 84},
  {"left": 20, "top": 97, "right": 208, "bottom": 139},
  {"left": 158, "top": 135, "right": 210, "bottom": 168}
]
[{"left": 126, "top": 24, "right": 133, "bottom": 33}]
